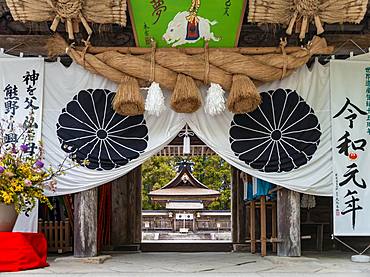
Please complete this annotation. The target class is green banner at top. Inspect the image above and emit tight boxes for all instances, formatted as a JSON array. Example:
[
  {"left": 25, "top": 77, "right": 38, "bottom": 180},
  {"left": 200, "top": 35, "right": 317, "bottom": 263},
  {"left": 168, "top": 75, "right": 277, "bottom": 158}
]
[{"left": 128, "top": 0, "right": 246, "bottom": 48}]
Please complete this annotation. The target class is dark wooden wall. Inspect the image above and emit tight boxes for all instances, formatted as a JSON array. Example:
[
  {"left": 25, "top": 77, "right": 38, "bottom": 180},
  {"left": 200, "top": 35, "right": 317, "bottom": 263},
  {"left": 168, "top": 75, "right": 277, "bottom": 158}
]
[{"left": 110, "top": 166, "right": 142, "bottom": 251}]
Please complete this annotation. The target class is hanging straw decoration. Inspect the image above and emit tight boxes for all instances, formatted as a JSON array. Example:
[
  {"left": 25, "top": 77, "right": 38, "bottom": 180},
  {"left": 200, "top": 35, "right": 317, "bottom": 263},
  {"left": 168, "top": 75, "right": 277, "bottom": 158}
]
[
  {"left": 248, "top": 0, "right": 368, "bottom": 39},
  {"left": 204, "top": 83, "right": 226, "bottom": 116},
  {"left": 171, "top": 74, "right": 201, "bottom": 113},
  {"left": 227, "top": 74, "right": 261, "bottom": 114},
  {"left": 47, "top": 34, "right": 332, "bottom": 115},
  {"left": 145, "top": 82, "right": 166, "bottom": 116},
  {"left": 113, "top": 75, "right": 145, "bottom": 116},
  {"left": 203, "top": 42, "right": 226, "bottom": 116},
  {"left": 6, "top": 0, "right": 127, "bottom": 40},
  {"left": 145, "top": 40, "right": 166, "bottom": 116}
]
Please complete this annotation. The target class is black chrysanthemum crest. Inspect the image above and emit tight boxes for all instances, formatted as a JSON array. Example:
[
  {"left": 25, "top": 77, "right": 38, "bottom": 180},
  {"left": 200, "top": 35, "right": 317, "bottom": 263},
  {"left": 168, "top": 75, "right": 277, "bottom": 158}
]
[
  {"left": 230, "top": 88, "right": 321, "bottom": 173},
  {"left": 57, "top": 89, "right": 148, "bottom": 170}
]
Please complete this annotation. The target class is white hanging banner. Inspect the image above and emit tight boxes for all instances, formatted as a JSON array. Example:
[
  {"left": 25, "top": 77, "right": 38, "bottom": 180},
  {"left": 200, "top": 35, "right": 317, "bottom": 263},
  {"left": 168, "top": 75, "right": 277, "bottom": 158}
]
[
  {"left": 0, "top": 57, "right": 44, "bottom": 233},
  {"left": 330, "top": 60, "right": 370, "bottom": 236},
  {"left": 0, "top": 58, "right": 44, "bottom": 150}
]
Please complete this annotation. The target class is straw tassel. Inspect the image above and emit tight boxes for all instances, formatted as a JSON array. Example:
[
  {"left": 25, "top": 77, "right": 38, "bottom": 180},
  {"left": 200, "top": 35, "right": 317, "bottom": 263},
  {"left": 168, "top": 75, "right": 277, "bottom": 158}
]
[
  {"left": 286, "top": 11, "right": 298, "bottom": 35},
  {"left": 299, "top": 16, "right": 308, "bottom": 40},
  {"left": 50, "top": 15, "right": 61, "bottom": 32},
  {"left": 113, "top": 76, "right": 145, "bottom": 116},
  {"left": 171, "top": 74, "right": 201, "bottom": 113},
  {"left": 227, "top": 75, "right": 261, "bottom": 114},
  {"left": 314, "top": 15, "right": 324, "bottom": 35},
  {"left": 145, "top": 82, "right": 166, "bottom": 116},
  {"left": 204, "top": 83, "right": 226, "bottom": 116}
]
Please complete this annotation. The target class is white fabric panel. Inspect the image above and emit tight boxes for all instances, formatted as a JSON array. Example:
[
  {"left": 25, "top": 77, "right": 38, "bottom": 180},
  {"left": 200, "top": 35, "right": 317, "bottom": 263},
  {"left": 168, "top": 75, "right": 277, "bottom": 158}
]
[
  {"left": 43, "top": 61, "right": 186, "bottom": 196},
  {"left": 187, "top": 62, "right": 332, "bottom": 196},
  {"left": 0, "top": 56, "right": 43, "bottom": 232},
  {"left": 19, "top": 60, "right": 334, "bottom": 232},
  {"left": 44, "top": 60, "right": 332, "bottom": 196},
  {"left": 330, "top": 60, "right": 370, "bottom": 236}
]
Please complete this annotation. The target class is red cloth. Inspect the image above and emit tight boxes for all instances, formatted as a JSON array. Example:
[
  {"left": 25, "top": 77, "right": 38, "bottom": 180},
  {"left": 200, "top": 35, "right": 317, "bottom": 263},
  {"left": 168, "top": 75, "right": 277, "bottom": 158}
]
[{"left": 0, "top": 232, "right": 48, "bottom": 272}]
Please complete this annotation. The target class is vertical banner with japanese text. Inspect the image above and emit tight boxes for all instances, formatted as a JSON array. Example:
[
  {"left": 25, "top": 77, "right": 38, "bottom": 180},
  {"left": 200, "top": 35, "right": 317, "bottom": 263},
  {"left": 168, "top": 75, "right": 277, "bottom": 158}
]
[
  {"left": 0, "top": 57, "right": 44, "bottom": 153},
  {"left": 330, "top": 60, "right": 370, "bottom": 236}
]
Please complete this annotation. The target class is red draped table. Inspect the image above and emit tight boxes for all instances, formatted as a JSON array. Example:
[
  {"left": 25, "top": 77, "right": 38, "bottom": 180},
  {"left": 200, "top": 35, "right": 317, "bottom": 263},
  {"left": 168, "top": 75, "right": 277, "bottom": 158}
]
[{"left": 0, "top": 232, "right": 48, "bottom": 272}]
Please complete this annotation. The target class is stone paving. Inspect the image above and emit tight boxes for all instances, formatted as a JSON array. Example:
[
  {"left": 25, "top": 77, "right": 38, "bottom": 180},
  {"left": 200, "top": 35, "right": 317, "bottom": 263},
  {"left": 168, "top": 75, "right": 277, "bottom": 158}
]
[{"left": 1, "top": 251, "right": 370, "bottom": 277}]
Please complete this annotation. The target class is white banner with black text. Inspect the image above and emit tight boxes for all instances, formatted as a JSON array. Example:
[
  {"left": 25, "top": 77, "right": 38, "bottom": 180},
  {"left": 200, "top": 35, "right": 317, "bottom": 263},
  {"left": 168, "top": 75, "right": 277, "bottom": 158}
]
[
  {"left": 331, "top": 60, "right": 370, "bottom": 236},
  {"left": 0, "top": 57, "right": 44, "bottom": 232}
]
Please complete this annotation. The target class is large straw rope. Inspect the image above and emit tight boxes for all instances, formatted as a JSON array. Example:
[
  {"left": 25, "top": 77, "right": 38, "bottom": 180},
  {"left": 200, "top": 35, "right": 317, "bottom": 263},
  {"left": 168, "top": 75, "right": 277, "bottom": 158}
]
[{"left": 48, "top": 34, "right": 332, "bottom": 114}]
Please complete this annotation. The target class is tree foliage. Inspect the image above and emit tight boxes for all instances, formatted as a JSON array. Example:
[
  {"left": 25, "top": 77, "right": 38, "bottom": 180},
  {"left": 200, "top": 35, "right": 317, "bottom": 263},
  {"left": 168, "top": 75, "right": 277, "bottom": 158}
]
[{"left": 142, "top": 156, "right": 231, "bottom": 210}]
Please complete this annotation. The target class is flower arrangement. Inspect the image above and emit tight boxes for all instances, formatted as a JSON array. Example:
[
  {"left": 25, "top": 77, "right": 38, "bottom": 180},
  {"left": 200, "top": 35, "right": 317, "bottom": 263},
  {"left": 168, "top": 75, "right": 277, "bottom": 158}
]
[{"left": 0, "top": 110, "right": 81, "bottom": 215}]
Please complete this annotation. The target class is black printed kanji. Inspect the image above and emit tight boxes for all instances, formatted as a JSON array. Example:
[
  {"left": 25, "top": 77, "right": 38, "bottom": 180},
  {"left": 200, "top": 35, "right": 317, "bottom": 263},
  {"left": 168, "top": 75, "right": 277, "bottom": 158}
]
[
  {"left": 333, "top": 97, "right": 367, "bottom": 128},
  {"left": 22, "top": 70, "right": 39, "bottom": 86},
  {"left": 341, "top": 189, "right": 363, "bottom": 229},
  {"left": 337, "top": 131, "right": 367, "bottom": 156},
  {"left": 4, "top": 133, "right": 17, "bottom": 143},
  {"left": 4, "top": 100, "right": 19, "bottom": 115},
  {"left": 26, "top": 85, "right": 36, "bottom": 96},
  {"left": 4, "top": 84, "right": 19, "bottom": 100},
  {"left": 24, "top": 96, "right": 39, "bottom": 110},
  {"left": 339, "top": 163, "right": 367, "bottom": 189}
]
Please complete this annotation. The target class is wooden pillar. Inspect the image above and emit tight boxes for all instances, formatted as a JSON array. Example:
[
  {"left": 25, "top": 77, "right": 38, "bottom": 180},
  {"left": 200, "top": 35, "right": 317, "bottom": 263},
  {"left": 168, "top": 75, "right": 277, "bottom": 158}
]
[
  {"left": 231, "top": 167, "right": 247, "bottom": 250},
  {"left": 272, "top": 201, "right": 277, "bottom": 253},
  {"left": 260, "top": 196, "right": 267, "bottom": 257},
  {"left": 277, "top": 188, "right": 301, "bottom": 257},
  {"left": 249, "top": 200, "right": 256, "bottom": 253},
  {"left": 74, "top": 187, "right": 98, "bottom": 257},
  {"left": 111, "top": 166, "right": 142, "bottom": 250},
  {"left": 231, "top": 167, "right": 238, "bottom": 244}
]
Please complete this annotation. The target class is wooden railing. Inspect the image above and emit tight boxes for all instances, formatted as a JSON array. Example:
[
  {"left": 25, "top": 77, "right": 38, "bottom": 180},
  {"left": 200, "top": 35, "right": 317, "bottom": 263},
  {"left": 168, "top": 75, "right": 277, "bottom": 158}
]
[{"left": 38, "top": 219, "right": 72, "bottom": 253}]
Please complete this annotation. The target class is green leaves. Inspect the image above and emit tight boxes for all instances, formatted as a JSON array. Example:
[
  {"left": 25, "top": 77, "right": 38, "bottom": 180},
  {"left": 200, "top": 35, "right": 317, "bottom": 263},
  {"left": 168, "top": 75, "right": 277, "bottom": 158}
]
[{"left": 142, "top": 156, "right": 231, "bottom": 210}]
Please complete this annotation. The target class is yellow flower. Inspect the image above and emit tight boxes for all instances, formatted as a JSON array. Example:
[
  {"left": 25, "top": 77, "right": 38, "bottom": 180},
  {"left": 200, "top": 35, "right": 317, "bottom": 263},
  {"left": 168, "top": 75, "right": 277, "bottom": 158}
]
[{"left": 1, "top": 191, "right": 14, "bottom": 204}]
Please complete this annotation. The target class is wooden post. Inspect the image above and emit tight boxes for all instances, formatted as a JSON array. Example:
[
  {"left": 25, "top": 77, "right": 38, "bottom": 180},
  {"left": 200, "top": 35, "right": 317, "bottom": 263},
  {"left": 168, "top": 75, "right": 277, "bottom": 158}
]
[
  {"left": 277, "top": 188, "right": 301, "bottom": 257},
  {"left": 231, "top": 167, "right": 247, "bottom": 251},
  {"left": 111, "top": 166, "right": 142, "bottom": 250},
  {"left": 272, "top": 201, "right": 277, "bottom": 253},
  {"left": 74, "top": 187, "right": 98, "bottom": 257},
  {"left": 231, "top": 167, "right": 238, "bottom": 245},
  {"left": 250, "top": 201, "right": 256, "bottom": 254},
  {"left": 260, "top": 196, "right": 267, "bottom": 257},
  {"left": 237, "top": 170, "right": 247, "bottom": 244}
]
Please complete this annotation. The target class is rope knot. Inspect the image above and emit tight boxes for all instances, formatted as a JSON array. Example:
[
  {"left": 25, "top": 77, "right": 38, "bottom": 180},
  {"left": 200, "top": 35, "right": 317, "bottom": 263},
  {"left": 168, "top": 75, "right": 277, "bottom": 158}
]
[
  {"left": 295, "top": 0, "right": 320, "bottom": 17},
  {"left": 54, "top": 0, "right": 83, "bottom": 19},
  {"left": 280, "top": 37, "right": 288, "bottom": 80}
]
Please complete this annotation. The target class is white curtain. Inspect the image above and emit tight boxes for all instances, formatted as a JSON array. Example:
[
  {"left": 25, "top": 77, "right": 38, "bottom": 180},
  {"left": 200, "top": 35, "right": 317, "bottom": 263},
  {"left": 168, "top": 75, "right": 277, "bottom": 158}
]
[
  {"left": 188, "top": 62, "right": 332, "bottom": 196},
  {"left": 43, "top": 61, "right": 186, "bottom": 196},
  {"left": 18, "top": 60, "right": 333, "bottom": 231},
  {"left": 42, "top": 60, "right": 332, "bottom": 197}
]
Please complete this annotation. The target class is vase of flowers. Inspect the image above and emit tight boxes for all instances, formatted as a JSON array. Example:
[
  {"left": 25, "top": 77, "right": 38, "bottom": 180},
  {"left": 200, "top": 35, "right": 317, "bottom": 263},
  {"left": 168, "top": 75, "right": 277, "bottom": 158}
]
[{"left": 0, "top": 110, "right": 78, "bottom": 232}]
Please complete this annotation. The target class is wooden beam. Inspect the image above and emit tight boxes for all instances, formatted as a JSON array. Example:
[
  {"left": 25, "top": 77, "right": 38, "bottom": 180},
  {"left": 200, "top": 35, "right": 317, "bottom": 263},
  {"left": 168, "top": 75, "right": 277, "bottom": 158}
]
[
  {"left": 277, "top": 188, "right": 301, "bottom": 257},
  {"left": 0, "top": 34, "right": 334, "bottom": 57},
  {"left": 0, "top": 35, "right": 50, "bottom": 56},
  {"left": 324, "top": 34, "right": 370, "bottom": 55},
  {"left": 74, "top": 187, "right": 98, "bottom": 258}
]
